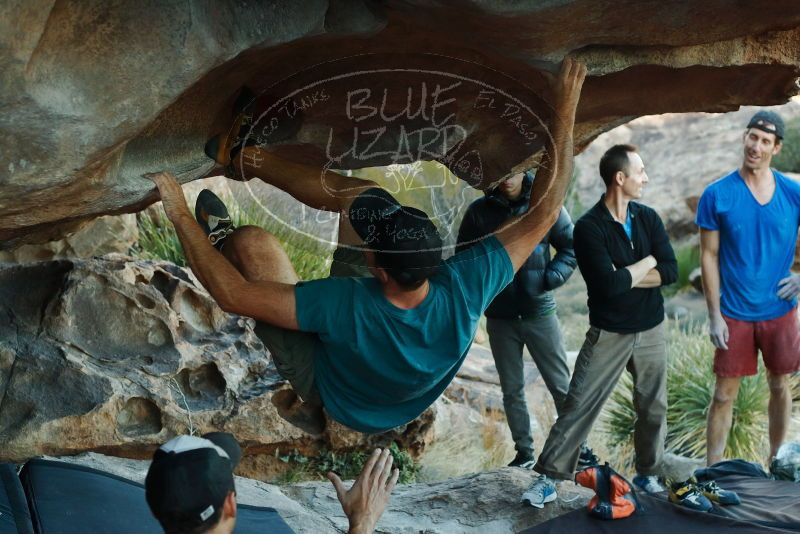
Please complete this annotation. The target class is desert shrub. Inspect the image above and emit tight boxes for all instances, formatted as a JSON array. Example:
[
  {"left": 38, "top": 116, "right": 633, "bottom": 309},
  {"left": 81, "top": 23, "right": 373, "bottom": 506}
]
[
  {"left": 600, "top": 320, "right": 791, "bottom": 471},
  {"left": 773, "top": 116, "right": 800, "bottom": 173},
  {"left": 274, "top": 443, "right": 419, "bottom": 485}
]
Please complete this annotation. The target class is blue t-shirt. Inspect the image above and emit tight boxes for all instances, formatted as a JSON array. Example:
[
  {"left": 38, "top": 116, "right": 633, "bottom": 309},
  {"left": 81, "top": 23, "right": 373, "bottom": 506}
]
[
  {"left": 294, "top": 236, "right": 514, "bottom": 433},
  {"left": 695, "top": 169, "right": 800, "bottom": 321}
]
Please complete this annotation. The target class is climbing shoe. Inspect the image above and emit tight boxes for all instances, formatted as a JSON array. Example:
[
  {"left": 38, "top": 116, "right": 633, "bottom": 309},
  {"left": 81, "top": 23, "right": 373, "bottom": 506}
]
[
  {"left": 578, "top": 445, "right": 601, "bottom": 469},
  {"left": 697, "top": 480, "right": 741, "bottom": 505},
  {"left": 204, "top": 87, "right": 304, "bottom": 173},
  {"left": 668, "top": 477, "right": 713, "bottom": 512},
  {"left": 508, "top": 450, "right": 536, "bottom": 470},
  {"left": 195, "top": 189, "right": 235, "bottom": 250},
  {"left": 521, "top": 474, "right": 557, "bottom": 508}
]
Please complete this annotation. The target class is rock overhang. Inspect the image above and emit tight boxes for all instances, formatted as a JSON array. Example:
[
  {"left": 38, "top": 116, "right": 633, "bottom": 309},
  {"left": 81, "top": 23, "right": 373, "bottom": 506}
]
[{"left": 2, "top": 0, "right": 800, "bottom": 247}]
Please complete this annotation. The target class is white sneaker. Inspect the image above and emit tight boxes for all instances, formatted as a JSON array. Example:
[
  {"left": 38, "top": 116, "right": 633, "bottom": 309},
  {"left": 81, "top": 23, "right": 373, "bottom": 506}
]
[{"left": 632, "top": 474, "right": 666, "bottom": 494}]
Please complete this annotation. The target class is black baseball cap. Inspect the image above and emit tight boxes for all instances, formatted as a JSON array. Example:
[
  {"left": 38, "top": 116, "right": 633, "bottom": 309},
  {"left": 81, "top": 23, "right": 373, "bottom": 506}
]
[
  {"left": 747, "top": 110, "right": 785, "bottom": 140},
  {"left": 145, "top": 433, "right": 242, "bottom": 531},
  {"left": 348, "top": 188, "right": 443, "bottom": 285}
]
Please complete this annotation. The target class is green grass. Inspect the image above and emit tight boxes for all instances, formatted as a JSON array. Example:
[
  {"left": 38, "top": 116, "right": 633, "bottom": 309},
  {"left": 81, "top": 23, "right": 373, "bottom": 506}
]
[
  {"left": 273, "top": 443, "right": 420, "bottom": 485},
  {"left": 600, "top": 320, "right": 786, "bottom": 471},
  {"left": 131, "top": 194, "right": 331, "bottom": 280}
]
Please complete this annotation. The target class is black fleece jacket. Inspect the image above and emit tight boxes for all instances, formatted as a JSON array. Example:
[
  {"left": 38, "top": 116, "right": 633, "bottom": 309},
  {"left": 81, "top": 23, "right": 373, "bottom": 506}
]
[
  {"left": 457, "top": 173, "right": 577, "bottom": 319},
  {"left": 574, "top": 196, "right": 677, "bottom": 333}
]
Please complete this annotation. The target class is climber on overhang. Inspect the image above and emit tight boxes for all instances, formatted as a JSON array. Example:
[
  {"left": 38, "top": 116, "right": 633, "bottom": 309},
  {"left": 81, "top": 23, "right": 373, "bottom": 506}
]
[{"left": 147, "top": 58, "right": 586, "bottom": 436}]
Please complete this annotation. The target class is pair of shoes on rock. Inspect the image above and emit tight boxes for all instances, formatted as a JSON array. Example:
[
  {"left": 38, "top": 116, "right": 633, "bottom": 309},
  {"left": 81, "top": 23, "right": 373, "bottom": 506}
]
[
  {"left": 204, "top": 87, "right": 304, "bottom": 179},
  {"left": 668, "top": 476, "right": 741, "bottom": 512}
]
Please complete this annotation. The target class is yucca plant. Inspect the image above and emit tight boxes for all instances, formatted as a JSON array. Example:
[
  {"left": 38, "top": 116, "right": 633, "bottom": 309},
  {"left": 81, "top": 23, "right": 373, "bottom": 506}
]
[{"left": 601, "top": 320, "right": 779, "bottom": 471}]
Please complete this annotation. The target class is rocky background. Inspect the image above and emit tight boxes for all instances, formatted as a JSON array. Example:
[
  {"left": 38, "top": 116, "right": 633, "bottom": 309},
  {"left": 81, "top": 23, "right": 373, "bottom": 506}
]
[
  {"left": 2, "top": 2, "right": 800, "bottom": 532},
  {"left": 2, "top": 1, "right": 800, "bottom": 248}
]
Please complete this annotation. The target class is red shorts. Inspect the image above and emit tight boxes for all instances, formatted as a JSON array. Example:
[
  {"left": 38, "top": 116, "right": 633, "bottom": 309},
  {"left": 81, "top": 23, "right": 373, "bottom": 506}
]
[{"left": 714, "top": 307, "right": 800, "bottom": 377}]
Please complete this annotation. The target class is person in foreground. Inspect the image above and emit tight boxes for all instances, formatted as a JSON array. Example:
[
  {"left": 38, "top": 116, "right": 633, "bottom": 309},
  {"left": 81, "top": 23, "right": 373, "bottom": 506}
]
[
  {"left": 146, "top": 58, "right": 586, "bottom": 436},
  {"left": 145, "top": 432, "right": 399, "bottom": 534},
  {"left": 698, "top": 110, "right": 800, "bottom": 467},
  {"left": 457, "top": 173, "right": 600, "bottom": 470},
  {"left": 522, "top": 144, "right": 678, "bottom": 508}
]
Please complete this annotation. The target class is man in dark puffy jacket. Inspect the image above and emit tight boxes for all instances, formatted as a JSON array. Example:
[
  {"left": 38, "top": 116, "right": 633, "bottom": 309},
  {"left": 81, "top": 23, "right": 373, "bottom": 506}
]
[{"left": 458, "top": 170, "right": 590, "bottom": 469}]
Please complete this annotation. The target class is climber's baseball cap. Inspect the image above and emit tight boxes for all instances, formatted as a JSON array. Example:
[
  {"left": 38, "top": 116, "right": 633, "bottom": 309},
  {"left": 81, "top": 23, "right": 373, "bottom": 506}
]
[
  {"left": 145, "top": 433, "right": 241, "bottom": 531},
  {"left": 747, "top": 110, "right": 785, "bottom": 140},
  {"left": 348, "top": 188, "right": 443, "bottom": 285}
]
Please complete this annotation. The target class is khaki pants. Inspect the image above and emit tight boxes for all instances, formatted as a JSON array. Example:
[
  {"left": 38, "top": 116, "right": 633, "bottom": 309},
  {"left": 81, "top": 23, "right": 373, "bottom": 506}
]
[{"left": 534, "top": 322, "right": 667, "bottom": 479}]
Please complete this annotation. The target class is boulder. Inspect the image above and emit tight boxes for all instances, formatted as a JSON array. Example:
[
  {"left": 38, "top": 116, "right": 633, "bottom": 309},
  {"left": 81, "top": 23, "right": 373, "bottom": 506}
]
[
  {"left": 0, "top": 256, "right": 524, "bottom": 482},
  {"left": 42, "top": 452, "right": 593, "bottom": 533},
  {"left": 3, "top": 2, "right": 800, "bottom": 247},
  {"left": 0, "top": 214, "right": 138, "bottom": 263}
]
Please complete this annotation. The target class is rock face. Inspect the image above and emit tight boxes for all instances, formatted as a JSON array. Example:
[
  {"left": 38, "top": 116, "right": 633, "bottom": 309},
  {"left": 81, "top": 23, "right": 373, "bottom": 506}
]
[
  {"left": 44, "top": 452, "right": 593, "bottom": 533},
  {"left": 0, "top": 256, "right": 525, "bottom": 481},
  {"left": 0, "top": 214, "right": 138, "bottom": 263},
  {"left": 2, "top": 1, "right": 800, "bottom": 247}
]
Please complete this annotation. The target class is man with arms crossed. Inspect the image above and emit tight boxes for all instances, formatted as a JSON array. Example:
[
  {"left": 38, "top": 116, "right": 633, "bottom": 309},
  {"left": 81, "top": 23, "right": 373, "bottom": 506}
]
[
  {"left": 147, "top": 59, "right": 587, "bottom": 436},
  {"left": 523, "top": 144, "right": 677, "bottom": 507},
  {"left": 697, "top": 110, "right": 800, "bottom": 467}
]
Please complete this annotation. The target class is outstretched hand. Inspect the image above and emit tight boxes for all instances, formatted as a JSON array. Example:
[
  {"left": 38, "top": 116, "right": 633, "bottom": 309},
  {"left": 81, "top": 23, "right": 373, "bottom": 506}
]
[
  {"left": 328, "top": 448, "right": 399, "bottom": 534},
  {"left": 777, "top": 274, "right": 800, "bottom": 301},
  {"left": 553, "top": 57, "right": 587, "bottom": 115},
  {"left": 144, "top": 172, "right": 191, "bottom": 222}
]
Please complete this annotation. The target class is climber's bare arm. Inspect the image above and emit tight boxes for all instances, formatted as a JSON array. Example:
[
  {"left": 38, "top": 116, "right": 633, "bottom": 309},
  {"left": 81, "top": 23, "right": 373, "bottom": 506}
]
[
  {"left": 234, "top": 148, "right": 378, "bottom": 215},
  {"left": 147, "top": 172, "right": 299, "bottom": 330},
  {"left": 496, "top": 58, "right": 586, "bottom": 272}
]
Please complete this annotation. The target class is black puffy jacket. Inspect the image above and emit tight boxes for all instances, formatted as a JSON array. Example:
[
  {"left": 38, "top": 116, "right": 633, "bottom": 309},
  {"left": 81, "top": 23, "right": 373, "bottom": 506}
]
[{"left": 456, "top": 173, "right": 577, "bottom": 319}]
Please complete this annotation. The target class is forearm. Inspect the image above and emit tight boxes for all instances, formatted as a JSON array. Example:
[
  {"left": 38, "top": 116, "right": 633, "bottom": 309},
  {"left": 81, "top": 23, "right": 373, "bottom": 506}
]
[
  {"left": 172, "top": 212, "right": 246, "bottom": 309},
  {"left": 701, "top": 251, "right": 722, "bottom": 316},
  {"left": 634, "top": 268, "right": 662, "bottom": 288},
  {"left": 625, "top": 256, "right": 657, "bottom": 288}
]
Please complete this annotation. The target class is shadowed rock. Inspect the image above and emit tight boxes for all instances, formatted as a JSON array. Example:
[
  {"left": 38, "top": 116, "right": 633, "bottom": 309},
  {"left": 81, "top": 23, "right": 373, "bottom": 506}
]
[{"left": 2, "top": 1, "right": 800, "bottom": 247}]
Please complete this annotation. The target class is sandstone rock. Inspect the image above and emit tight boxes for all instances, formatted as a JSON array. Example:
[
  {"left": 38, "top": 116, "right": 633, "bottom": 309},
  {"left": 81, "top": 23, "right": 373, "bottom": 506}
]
[
  {"left": 43, "top": 452, "right": 593, "bottom": 533},
  {"left": 2, "top": 2, "right": 800, "bottom": 246},
  {"left": 0, "top": 256, "right": 309, "bottom": 462},
  {"left": 0, "top": 214, "right": 138, "bottom": 262}
]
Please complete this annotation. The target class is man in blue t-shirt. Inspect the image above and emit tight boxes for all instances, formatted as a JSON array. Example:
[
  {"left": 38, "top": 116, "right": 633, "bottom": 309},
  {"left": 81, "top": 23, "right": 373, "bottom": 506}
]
[
  {"left": 696, "top": 110, "right": 800, "bottom": 466},
  {"left": 147, "top": 59, "right": 587, "bottom": 434}
]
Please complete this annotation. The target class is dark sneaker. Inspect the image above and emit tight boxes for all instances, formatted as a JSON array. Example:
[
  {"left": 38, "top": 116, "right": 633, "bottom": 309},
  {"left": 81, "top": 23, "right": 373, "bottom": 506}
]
[
  {"left": 521, "top": 475, "right": 557, "bottom": 508},
  {"left": 508, "top": 450, "right": 536, "bottom": 470},
  {"left": 578, "top": 445, "right": 600, "bottom": 469},
  {"left": 632, "top": 474, "right": 666, "bottom": 494},
  {"left": 697, "top": 480, "right": 741, "bottom": 505},
  {"left": 669, "top": 478, "right": 713, "bottom": 512},
  {"left": 195, "top": 189, "right": 235, "bottom": 250}
]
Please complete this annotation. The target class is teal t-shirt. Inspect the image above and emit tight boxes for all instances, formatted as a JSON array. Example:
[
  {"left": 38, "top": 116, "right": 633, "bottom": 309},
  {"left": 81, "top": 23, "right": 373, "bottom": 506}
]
[{"left": 294, "top": 235, "right": 514, "bottom": 433}]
